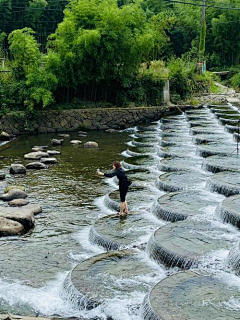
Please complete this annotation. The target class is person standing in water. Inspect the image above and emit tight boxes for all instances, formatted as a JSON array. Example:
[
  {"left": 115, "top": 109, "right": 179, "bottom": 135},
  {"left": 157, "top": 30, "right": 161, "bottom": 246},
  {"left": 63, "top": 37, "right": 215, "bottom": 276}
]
[{"left": 97, "top": 161, "right": 130, "bottom": 216}]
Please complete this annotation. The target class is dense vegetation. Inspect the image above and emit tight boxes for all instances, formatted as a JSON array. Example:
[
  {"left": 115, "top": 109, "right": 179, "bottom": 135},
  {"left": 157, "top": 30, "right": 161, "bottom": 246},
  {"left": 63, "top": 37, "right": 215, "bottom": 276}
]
[{"left": 0, "top": 0, "right": 239, "bottom": 113}]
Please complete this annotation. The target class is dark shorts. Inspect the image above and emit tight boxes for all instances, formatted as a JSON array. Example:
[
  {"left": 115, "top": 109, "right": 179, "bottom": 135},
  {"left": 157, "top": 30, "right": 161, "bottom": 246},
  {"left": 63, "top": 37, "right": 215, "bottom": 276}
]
[{"left": 120, "top": 187, "right": 128, "bottom": 202}]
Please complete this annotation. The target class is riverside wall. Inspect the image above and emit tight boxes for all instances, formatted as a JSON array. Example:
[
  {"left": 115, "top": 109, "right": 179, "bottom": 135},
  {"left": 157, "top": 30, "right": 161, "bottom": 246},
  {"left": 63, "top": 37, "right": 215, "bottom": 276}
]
[{"left": 0, "top": 105, "right": 199, "bottom": 135}]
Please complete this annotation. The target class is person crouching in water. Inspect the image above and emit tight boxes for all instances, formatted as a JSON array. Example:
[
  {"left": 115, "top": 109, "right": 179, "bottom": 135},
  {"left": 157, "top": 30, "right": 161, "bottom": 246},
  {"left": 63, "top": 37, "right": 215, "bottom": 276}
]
[{"left": 97, "top": 161, "right": 130, "bottom": 216}]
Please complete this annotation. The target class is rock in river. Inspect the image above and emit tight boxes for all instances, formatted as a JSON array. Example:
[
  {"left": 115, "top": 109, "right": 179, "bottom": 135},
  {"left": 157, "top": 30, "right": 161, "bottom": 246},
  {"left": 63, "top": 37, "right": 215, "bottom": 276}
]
[
  {"left": 51, "top": 139, "right": 63, "bottom": 146},
  {"left": 84, "top": 141, "right": 98, "bottom": 148},
  {"left": 0, "top": 217, "right": 24, "bottom": 236},
  {"left": 41, "top": 157, "right": 58, "bottom": 164},
  {"left": 0, "top": 189, "right": 27, "bottom": 201},
  {"left": 70, "top": 140, "right": 82, "bottom": 144},
  {"left": 24, "top": 151, "right": 49, "bottom": 160},
  {"left": 0, "top": 204, "right": 42, "bottom": 231},
  {"left": 47, "top": 150, "right": 61, "bottom": 156},
  {"left": 0, "top": 171, "right": 5, "bottom": 180},
  {"left": 8, "top": 199, "right": 29, "bottom": 207},
  {"left": 26, "top": 162, "right": 47, "bottom": 170},
  {"left": 10, "top": 164, "right": 26, "bottom": 174},
  {"left": 0, "top": 131, "right": 10, "bottom": 141}
]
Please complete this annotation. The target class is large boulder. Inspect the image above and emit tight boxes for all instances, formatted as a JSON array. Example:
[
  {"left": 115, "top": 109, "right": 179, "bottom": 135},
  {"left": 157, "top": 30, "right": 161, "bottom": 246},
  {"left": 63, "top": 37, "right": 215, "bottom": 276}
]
[
  {"left": 0, "top": 131, "right": 10, "bottom": 141},
  {"left": 26, "top": 162, "right": 47, "bottom": 170},
  {"left": 51, "top": 139, "right": 63, "bottom": 146},
  {"left": 10, "top": 164, "right": 26, "bottom": 174},
  {"left": 8, "top": 199, "right": 29, "bottom": 207},
  {"left": 47, "top": 150, "right": 61, "bottom": 156},
  {"left": 24, "top": 151, "right": 49, "bottom": 160},
  {"left": 0, "top": 171, "right": 5, "bottom": 180},
  {"left": 0, "top": 189, "right": 27, "bottom": 201},
  {"left": 0, "top": 204, "right": 42, "bottom": 231},
  {"left": 70, "top": 140, "right": 82, "bottom": 144},
  {"left": 0, "top": 217, "right": 24, "bottom": 236},
  {"left": 84, "top": 141, "right": 98, "bottom": 148}
]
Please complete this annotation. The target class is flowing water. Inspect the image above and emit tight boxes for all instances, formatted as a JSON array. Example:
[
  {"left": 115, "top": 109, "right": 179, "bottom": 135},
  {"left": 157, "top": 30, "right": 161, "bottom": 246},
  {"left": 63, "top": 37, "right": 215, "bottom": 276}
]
[{"left": 0, "top": 104, "right": 239, "bottom": 320}]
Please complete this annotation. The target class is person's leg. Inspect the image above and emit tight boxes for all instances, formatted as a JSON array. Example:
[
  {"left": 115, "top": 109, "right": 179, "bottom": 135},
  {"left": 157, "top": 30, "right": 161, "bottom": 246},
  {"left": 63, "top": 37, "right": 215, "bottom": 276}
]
[
  {"left": 119, "top": 202, "right": 125, "bottom": 215},
  {"left": 124, "top": 200, "right": 129, "bottom": 214}
]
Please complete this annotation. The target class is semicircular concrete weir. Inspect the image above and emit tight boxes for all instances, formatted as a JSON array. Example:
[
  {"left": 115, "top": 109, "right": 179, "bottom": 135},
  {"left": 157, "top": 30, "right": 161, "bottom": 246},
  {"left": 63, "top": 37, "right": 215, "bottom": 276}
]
[
  {"left": 157, "top": 145, "right": 195, "bottom": 158},
  {"left": 192, "top": 133, "right": 229, "bottom": 144},
  {"left": 89, "top": 213, "right": 155, "bottom": 250},
  {"left": 190, "top": 126, "right": 224, "bottom": 135},
  {"left": 152, "top": 191, "right": 219, "bottom": 222},
  {"left": 158, "top": 157, "right": 202, "bottom": 172},
  {"left": 65, "top": 250, "right": 156, "bottom": 310},
  {"left": 218, "top": 194, "right": 240, "bottom": 228},
  {"left": 203, "top": 155, "right": 240, "bottom": 173},
  {"left": 160, "top": 136, "right": 192, "bottom": 147},
  {"left": 147, "top": 220, "right": 233, "bottom": 269},
  {"left": 197, "top": 143, "right": 236, "bottom": 157},
  {"left": 207, "top": 171, "right": 240, "bottom": 196},
  {"left": 156, "top": 171, "right": 208, "bottom": 192},
  {"left": 141, "top": 271, "right": 240, "bottom": 320}
]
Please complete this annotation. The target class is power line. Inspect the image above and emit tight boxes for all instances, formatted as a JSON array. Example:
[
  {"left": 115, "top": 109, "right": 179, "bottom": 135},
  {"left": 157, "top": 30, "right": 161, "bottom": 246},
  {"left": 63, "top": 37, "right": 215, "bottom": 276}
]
[{"left": 165, "top": 0, "right": 240, "bottom": 10}]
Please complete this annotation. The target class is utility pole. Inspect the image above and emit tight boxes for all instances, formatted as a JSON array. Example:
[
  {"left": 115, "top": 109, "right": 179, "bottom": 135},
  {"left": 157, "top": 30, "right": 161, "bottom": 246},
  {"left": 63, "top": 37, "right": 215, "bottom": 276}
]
[{"left": 199, "top": 0, "right": 206, "bottom": 74}]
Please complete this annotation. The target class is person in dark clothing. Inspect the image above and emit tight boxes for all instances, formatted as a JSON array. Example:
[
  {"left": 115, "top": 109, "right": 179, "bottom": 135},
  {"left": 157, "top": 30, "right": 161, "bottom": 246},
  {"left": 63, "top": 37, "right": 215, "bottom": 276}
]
[{"left": 97, "top": 161, "right": 130, "bottom": 216}]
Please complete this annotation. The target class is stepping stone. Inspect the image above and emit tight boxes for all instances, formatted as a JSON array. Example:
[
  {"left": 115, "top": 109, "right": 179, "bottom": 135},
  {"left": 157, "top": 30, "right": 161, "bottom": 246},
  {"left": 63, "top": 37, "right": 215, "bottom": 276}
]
[
  {"left": 0, "top": 204, "right": 42, "bottom": 231},
  {"left": 90, "top": 213, "right": 154, "bottom": 250},
  {"left": 207, "top": 171, "right": 240, "bottom": 196},
  {"left": 227, "top": 245, "right": 240, "bottom": 275},
  {"left": 51, "top": 139, "right": 63, "bottom": 146},
  {"left": 160, "top": 136, "right": 192, "bottom": 147},
  {"left": 157, "top": 171, "right": 208, "bottom": 192},
  {"left": 104, "top": 187, "right": 150, "bottom": 212},
  {"left": 185, "top": 108, "right": 207, "bottom": 114},
  {"left": 147, "top": 220, "right": 232, "bottom": 269},
  {"left": 152, "top": 191, "right": 219, "bottom": 222},
  {"left": 41, "top": 157, "right": 58, "bottom": 164},
  {"left": 158, "top": 145, "right": 195, "bottom": 158},
  {"left": 186, "top": 114, "right": 210, "bottom": 121},
  {"left": 197, "top": 143, "right": 236, "bottom": 157},
  {"left": 66, "top": 250, "right": 155, "bottom": 309},
  {"left": 0, "top": 189, "right": 27, "bottom": 201},
  {"left": 26, "top": 162, "right": 47, "bottom": 170},
  {"left": 0, "top": 171, "right": 5, "bottom": 180},
  {"left": 192, "top": 133, "right": 229, "bottom": 144},
  {"left": 122, "top": 155, "right": 155, "bottom": 168},
  {"left": 219, "top": 117, "right": 239, "bottom": 125},
  {"left": 24, "top": 151, "right": 49, "bottom": 160},
  {"left": 31, "top": 147, "right": 44, "bottom": 152},
  {"left": 141, "top": 271, "right": 240, "bottom": 320},
  {"left": 0, "top": 216, "right": 24, "bottom": 236},
  {"left": 160, "top": 129, "right": 189, "bottom": 138},
  {"left": 70, "top": 140, "right": 82, "bottom": 144},
  {"left": 84, "top": 141, "right": 98, "bottom": 148},
  {"left": 158, "top": 157, "right": 202, "bottom": 172},
  {"left": 8, "top": 199, "right": 29, "bottom": 207},
  {"left": 4, "top": 185, "right": 25, "bottom": 193},
  {"left": 204, "top": 155, "right": 240, "bottom": 173},
  {"left": 214, "top": 111, "right": 239, "bottom": 119},
  {"left": 10, "top": 164, "right": 26, "bottom": 174},
  {"left": 225, "top": 124, "right": 240, "bottom": 133},
  {"left": 58, "top": 134, "right": 70, "bottom": 138},
  {"left": 47, "top": 150, "right": 61, "bottom": 156},
  {"left": 78, "top": 131, "right": 88, "bottom": 136},
  {"left": 190, "top": 126, "right": 223, "bottom": 135},
  {"left": 131, "top": 140, "right": 155, "bottom": 147},
  {"left": 218, "top": 194, "right": 240, "bottom": 228}
]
